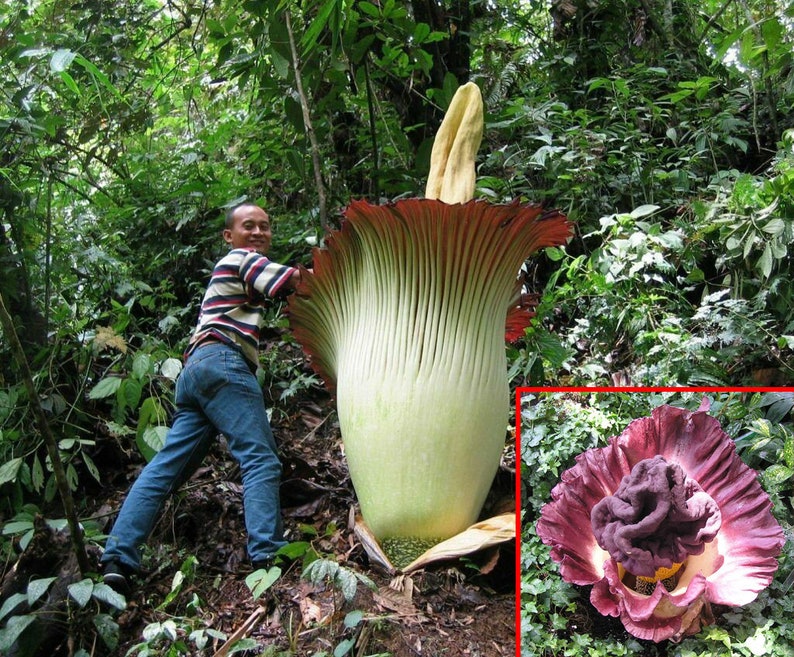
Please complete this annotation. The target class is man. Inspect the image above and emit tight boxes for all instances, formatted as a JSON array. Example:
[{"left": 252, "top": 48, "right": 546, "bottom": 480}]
[{"left": 101, "top": 203, "right": 302, "bottom": 593}]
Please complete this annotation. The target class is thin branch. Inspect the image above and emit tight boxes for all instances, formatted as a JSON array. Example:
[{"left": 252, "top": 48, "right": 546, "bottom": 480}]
[
  {"left": 0, "top": 291, "right": 90, "bottom": 575},
  {"left": 44, "top": 175, "right": 52, "bottom": 336},
  {"left": 212, "top": 607, "right": 266, "bottom": 657},
  {"left": 363, "top": 56, "right": 380, "bottom": 200},
  {"left": 285, "top": 8, "right": 328, "bottom": 226},
  {"left": 698, "top": 0, "right": 733, "bottom": 42},
  {"left": 737, "top": 0, "right": 779, "bottom": 137},
  {"left": 636, "top": 0, "right": 671, "bottom": 46}
]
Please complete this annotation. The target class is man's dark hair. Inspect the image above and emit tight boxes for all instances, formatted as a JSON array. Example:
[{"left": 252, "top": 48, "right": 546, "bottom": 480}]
[{"left": 224, "top": 203, "right": 259, "bottom": 229}]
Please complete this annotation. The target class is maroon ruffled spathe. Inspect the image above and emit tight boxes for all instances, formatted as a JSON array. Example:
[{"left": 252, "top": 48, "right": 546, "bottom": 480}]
[{"left": 536, "top": 401, "right": 785, "bottom": 642}]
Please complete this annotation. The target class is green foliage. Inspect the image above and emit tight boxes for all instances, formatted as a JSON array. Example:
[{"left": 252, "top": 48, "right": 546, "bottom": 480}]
[
  {"left": 119, "top": 540, "right": 374, "bottom": 656},
  {"left": 1, "top": 505, "right": 105, "bottom": 556},
  {"left": 300, "top": 558, "right": 380, "bottom": 657},
  {"left": 157, "top": 556, "right": 199, "bottom": 611},
  {"left": 520, "top": 391, "right": 794, "bottom": 657},
  {"left": 480, "top": 4, "right": 794, "bottom": 386},
  {"left": 87, "top": 334, "right": 180, "bottom": 462},
  {"left": 302, "top": 558, "right": 376, "bottom": 605},
  {"left": 123, "top": 555, "right": 233, "bottom": 656},
  {"left": 258, "top": 311, "right": 324, "bottom": 411},
  {"left": 315, "top": 610, "right": 373, "bottom": 657},
  {"left": 510, "top": 164, "right": 794, "bottom": 384},
  {"left": 126, "top": 617, "right": 232, "bottom": 657},
  {"left": 731, "top": 393, "right": 794, "bottom": 516},
  {"left": 0, "top": 572, "right": 125, "bottom": 655}
]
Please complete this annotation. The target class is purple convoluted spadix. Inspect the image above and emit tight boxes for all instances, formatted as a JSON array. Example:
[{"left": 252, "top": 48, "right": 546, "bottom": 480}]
[{"left": 536, "top": 401, "right": 785, "bottom": 642}]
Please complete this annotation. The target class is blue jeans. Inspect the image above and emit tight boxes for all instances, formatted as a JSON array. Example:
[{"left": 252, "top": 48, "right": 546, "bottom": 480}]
[{"left": 102, "top": 342, "right": 286, "bottom": 571}]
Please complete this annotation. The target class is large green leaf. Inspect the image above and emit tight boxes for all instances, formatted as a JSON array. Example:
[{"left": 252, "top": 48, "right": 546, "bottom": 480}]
[
  {"left": 0, "top": 457, "right": 23, "bottom": 486},
  {"left": 89, "top": 377, "right": 123, "bottom": 400},
  {"left": 0, "top": 615, "right": 37, "bottom": 653}
]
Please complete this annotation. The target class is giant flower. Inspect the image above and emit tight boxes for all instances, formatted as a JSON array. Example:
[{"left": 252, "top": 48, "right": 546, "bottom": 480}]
[
  {"left": 536, "top": 400, "right": 785, "bottom": 642},
  {"left": 289, "top": 82, "right": 571, "bottom": 569}
]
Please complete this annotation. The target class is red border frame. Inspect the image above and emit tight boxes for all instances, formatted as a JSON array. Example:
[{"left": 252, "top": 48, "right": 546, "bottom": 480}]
[{"left": 512, "top": 386, "right": 794, "bottom": 657}]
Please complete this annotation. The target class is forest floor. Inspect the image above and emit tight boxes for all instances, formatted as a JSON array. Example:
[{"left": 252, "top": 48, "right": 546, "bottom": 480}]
[{"left": 80, "top": 368, "right": 518, "bottom": 656}]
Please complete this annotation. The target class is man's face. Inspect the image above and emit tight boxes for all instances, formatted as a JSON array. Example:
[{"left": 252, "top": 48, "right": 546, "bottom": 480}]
[{"left": 224, "top": 205, "right": 272, "bottom": 254}]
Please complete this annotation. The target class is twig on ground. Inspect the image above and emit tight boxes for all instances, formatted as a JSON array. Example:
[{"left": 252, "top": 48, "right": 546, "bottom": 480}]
[{"left": 212, "top": 606, "right": 266, "bottom": 657}]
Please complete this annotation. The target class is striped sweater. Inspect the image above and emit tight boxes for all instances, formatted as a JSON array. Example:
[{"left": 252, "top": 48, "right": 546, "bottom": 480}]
[{"left": 185, "top": 248, "right": 297, "bottom": 367}]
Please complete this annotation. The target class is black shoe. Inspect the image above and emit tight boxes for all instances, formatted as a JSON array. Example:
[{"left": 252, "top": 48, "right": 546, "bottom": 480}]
[
  {"left": 251, "top": 557, "right": 275, "bottom": 571},
  {"left": 102, "top": 560, "right": 133, "bottom": 595},
  {"left": 253, "top": 550, "right": 297, "bottom": 571}
]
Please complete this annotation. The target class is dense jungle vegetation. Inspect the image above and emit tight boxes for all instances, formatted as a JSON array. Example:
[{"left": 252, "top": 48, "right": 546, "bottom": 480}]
[{"left": 1, "top": 0, "right": 793, "bottom": 655}]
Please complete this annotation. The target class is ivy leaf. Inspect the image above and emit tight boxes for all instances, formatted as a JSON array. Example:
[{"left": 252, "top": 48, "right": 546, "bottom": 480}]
[
  {"left": 68, "top": 579, "right": 95, "bottom": 608},
  {"left": 93, "top": 613, "right": 119, "bottom": 650},
  {"left": 91, "top": 582, "right": 126, "bottom": 610},
  {"left": 0, "top": 592, "right": 27, "bottom": 622},
  {"left": 245, "top": 566, "right": 281, "bottom": 600},
  {"left": 27, "top": 577, "right": 57, "bottom": 606}
]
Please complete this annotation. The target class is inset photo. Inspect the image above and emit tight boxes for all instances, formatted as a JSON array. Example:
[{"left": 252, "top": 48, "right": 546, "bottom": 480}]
[{"left": 517, "top": 388, "right": 793, "bottom": 657}]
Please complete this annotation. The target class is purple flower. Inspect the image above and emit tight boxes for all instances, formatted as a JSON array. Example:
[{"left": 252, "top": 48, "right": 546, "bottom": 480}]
[{"left": 536, "top": 401, "right": 785, "bottom": 642}]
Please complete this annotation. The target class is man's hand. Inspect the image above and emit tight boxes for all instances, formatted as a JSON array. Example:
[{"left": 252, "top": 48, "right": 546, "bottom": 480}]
[{"left": 289, "top": 267, "right": 313, "bottom": 288}]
